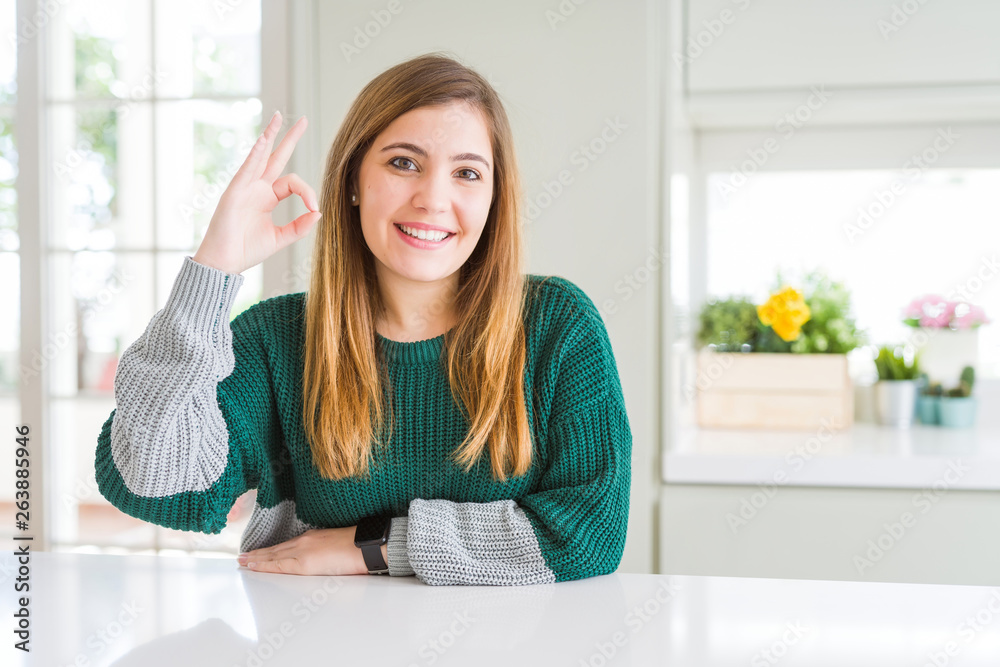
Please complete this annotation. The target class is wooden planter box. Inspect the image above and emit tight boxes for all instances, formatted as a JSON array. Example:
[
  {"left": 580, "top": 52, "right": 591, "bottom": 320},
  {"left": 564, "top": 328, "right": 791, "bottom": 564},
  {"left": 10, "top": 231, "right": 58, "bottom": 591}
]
[{"left": 695, "top": 350, "right": 854, "bottom": 430}]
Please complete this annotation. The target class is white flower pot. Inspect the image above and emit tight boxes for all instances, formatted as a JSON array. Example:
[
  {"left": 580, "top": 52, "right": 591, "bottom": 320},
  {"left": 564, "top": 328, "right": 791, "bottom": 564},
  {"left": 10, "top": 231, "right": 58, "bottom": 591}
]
[
  {"left": 911, "top": 327, "right": 978, "bottom": 387},
  {"left": 874, "top": 379, "right": 920, "bottom": 428}
]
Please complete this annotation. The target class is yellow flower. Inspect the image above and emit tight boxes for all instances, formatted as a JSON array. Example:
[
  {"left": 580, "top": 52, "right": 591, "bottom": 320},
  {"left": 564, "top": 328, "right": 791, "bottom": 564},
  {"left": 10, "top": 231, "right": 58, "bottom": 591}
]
[{"left": 758, "top": 286, "right": 811, "bottom": 342}]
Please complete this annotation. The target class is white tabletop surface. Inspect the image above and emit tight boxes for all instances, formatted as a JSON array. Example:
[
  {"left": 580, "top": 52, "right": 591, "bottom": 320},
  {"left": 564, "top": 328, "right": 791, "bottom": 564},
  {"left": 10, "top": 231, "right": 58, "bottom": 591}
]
[
  {"left": 4, "top": 550, "right": 1000, "bottom": 666},
  {"left": 665, "top": 423, "right": 1000, "bottom": 490}
]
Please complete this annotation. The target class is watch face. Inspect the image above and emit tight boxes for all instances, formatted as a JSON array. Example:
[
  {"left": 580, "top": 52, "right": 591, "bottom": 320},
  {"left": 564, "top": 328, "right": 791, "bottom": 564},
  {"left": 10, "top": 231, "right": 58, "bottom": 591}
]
[{"left": 355, "top": 515, "right": 390, "bottom": 546}]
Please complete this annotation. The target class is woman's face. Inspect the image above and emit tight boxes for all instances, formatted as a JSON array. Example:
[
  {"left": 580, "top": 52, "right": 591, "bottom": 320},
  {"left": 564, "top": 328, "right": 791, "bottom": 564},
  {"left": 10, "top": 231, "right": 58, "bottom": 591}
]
[{"left": 354, "top": 100, "right": 495, "bottom": 285}]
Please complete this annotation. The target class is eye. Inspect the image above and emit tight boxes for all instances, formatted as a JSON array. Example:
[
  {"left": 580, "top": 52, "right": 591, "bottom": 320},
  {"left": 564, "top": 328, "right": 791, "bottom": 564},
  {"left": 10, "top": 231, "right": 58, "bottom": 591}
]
[
  {"left": 388, "top": 156, "right": 417, "bottom": 171},
  {"left": 389, "top": 157, "right": 482, "bottom": 182}
]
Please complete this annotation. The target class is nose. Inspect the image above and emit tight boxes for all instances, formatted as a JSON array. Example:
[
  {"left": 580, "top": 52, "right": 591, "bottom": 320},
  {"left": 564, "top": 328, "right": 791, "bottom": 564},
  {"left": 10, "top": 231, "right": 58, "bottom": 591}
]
[{"left": 410, "top": 170, "right": 450, "bottom": 215}]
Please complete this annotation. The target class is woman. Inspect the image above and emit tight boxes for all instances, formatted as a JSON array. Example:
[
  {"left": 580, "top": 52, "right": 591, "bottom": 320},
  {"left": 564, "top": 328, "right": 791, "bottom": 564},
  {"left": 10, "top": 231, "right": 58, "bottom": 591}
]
[{"left": 95, "top": 52, "right": 633, "bottom": 586}]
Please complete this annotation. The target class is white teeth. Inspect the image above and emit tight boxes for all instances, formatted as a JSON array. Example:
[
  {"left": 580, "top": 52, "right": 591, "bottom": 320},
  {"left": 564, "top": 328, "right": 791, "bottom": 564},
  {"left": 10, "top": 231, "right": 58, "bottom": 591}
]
[{"left": 399, "top": 225, "right": 450, "bottom": 242}]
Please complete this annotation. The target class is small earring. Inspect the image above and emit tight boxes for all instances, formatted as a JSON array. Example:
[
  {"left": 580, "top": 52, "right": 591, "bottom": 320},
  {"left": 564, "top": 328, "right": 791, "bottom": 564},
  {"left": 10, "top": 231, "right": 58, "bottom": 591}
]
[{"left": 351, "top": 193, "right": 357, "bottom": 204}]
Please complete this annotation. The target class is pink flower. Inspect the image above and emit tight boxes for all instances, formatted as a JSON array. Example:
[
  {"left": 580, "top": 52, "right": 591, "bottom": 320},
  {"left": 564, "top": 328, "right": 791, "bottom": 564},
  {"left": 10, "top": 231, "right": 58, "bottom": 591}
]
[
  {"left": 903, "top": 295, "right": 990, "bottom": 329},
  {"left": 952, "top": 304, "right": 991, "bottom": 329},
  {"left": 921, "top": 312, "right": 952, "bottom": 327},
  {"left": 904, "top": 294, "right": 945, "bottom": 320}
]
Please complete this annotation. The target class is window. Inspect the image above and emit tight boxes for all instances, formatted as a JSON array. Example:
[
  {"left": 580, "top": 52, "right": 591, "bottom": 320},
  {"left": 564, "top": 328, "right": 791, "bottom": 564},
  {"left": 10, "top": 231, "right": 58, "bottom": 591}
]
[
  {"left": 0, "top": 0, "right": 19, "bottom": 544},
  {"left": 704, "top": 168, "right": 1000, "bottom": 379},
  {"left": 4, "top": 0, "right": 265, "bottom": 554}
]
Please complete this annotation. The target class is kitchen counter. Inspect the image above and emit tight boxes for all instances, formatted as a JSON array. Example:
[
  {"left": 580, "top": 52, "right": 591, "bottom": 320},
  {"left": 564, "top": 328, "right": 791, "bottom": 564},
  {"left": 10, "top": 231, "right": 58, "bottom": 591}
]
[{"left": 664, "top": 423, "right": 1000, "bottom": 490}]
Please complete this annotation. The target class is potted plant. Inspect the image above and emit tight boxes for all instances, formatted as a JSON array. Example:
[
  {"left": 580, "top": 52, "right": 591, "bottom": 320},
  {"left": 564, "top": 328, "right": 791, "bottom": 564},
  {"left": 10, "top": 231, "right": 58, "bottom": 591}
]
[
  {"left": 916, "top": 375, "right": 943, "bottom": 425},
  {"left": 693, "top": 270, "right": 865, "bottom": 430},
  {"left": 873, "top": 344, "right": 922, "bottom": 427},
  {"left": 939, "top": 365, "right": 977, "bottom": 428},
  {"left": 771, "top": 271, "right": 866, "bottom": 355},
  {"left": 903, "top": 295, "right": 989, "bottom": 388},
  {"left": 695, "top": 296, "right": 759, "bottom": 353}
]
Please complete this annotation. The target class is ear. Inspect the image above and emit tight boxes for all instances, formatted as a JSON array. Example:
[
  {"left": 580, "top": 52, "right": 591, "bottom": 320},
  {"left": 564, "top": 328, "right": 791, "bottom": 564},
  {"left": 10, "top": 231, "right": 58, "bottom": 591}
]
[{"left": 349, "top": 176, "right": 360, "bottom": 205}]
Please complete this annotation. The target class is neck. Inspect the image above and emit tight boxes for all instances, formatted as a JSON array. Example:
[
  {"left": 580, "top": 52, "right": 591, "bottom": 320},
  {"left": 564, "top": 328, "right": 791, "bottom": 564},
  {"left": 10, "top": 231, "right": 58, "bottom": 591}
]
[{"left": 375, "top": 267, "right": 460, "bottom": 342}]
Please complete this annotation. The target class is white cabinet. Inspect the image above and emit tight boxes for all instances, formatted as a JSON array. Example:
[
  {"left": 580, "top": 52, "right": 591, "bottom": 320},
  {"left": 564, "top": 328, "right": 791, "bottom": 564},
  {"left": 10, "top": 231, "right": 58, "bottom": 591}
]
[{"left": 685, "top": 0, "right": 1000, "bottom": 93}]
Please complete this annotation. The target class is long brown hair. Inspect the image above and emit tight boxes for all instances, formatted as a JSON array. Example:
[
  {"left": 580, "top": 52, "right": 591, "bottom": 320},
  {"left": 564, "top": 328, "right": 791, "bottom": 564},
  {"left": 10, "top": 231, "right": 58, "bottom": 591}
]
[{"left": 302, "top": 52, "right": 532, "bottom": 484}]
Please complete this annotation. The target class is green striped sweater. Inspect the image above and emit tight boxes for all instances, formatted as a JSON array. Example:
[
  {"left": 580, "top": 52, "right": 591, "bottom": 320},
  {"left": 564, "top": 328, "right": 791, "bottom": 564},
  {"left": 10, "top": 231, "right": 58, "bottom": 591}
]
[{"left": 95, "top": 256, "right": 632, "bottom": 585}]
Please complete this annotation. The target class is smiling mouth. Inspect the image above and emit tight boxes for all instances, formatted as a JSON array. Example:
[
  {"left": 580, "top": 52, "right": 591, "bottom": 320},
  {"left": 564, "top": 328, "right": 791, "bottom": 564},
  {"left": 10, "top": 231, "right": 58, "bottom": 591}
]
[{"left": 394, "top": 224, "right": 455, "bottom": 242}]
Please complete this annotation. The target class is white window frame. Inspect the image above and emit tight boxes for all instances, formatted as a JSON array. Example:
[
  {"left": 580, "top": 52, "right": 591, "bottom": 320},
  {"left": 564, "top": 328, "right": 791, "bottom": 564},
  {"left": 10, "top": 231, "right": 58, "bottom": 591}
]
[{"left": 14, "top": 0, "right": 313, "bottom": 551}]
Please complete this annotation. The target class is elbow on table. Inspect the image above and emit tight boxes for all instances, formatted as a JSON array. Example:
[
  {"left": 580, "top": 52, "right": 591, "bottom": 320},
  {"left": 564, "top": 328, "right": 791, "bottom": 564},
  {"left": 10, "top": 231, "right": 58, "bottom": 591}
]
[{"left": 556, "top": 514, "right": 629, "bottom": 583}]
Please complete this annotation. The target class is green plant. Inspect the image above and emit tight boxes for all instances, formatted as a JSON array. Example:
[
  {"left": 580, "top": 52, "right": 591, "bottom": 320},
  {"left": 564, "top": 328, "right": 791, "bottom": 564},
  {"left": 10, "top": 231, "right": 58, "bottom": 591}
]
[
  {"left": 945, "top": 365, "right": 976, "bottom": 397},
  {"left": 874, "top": 344, "right": 922, "bottom": 380},
  {"left": 696, "top": 269, "right": 868, "bottom": 354},
  {"left": 772, "top": 270, "right": 867, "bottom": 354},
  {"left": 695, "top": 297, "right": 759, "bottom": 351}
]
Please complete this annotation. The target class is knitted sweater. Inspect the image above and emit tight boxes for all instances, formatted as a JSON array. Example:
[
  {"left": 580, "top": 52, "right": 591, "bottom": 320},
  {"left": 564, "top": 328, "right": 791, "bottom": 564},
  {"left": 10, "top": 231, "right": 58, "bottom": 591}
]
[{"left": 95, "top": 256, "right": 632, "bottom": 586}]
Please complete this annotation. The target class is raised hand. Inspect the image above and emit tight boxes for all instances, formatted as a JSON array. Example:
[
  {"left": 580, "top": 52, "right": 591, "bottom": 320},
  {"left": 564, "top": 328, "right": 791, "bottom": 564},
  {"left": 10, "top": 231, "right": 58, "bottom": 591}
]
[{"left": 192, "top": 110, "right": 322, "bottom": 275}]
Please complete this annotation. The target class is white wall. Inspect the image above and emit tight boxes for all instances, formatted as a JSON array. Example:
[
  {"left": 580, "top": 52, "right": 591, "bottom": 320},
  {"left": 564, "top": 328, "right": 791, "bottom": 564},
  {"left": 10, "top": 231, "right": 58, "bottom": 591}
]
[{"left": 275, "top": 0, "right": 674, "bottom": 576}]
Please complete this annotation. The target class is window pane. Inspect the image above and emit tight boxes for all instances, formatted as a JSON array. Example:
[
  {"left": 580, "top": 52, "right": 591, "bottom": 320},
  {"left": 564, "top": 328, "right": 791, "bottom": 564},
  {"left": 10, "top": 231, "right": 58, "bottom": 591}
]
[
  {"left": 0, "top": 112, "right": 15, "bottom": 245},
  {"left": 154, "top": 0, "right": 261, "bottom": 98},
  {"left": 0, "top": 251, "right": 17, "bottom": 391},
  {"left": 671, "top": 173, "right": 690, "bottom": 333},
  {"left": 47, "top": 0, "right": 153, "bottom": 102},
  {"left": 0, "top": 0, "right": 16, "bottom": 106},
  {"left": 49, "top": 251, "right": 154, "bottom": 396},
  {"left": 155, "top": 99, "right": 261, "bottom": 249},
  {"left": 0, "top": 394, "right": 21, "bottom": 542},
  {"left": 0, "top": 251, "right": 18, "bottom": 545},
  {"left": 1, "top": 0, "right": 19, "bottom": 547},
  {"left": 49, "top": 103, "right": 154, "bottom": 249},
  {"left": 706, "top": 169, "right": 1000, "bottom": 378}
]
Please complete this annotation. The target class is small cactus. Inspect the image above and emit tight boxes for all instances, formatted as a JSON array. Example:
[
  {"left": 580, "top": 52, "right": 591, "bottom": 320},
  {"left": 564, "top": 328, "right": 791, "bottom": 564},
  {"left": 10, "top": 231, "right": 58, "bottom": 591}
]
[
  {"left": 945, "top": 367, "right": 975, "bottom": 398},
  {"left": 960, "top": 366, "right": 975, "bottom": 391}
]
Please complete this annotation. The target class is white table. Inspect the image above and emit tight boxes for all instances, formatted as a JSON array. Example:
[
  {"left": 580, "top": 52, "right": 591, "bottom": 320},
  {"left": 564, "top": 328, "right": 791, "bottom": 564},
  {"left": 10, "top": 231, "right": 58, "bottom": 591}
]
[{"left": 3, "top": 551, "right": 999, "bottom": 666}]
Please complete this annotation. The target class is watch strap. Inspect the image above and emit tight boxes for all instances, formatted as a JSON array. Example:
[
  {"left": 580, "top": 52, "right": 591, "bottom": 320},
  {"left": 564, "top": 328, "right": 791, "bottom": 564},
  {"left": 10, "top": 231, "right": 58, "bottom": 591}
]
[{"left": 360, "top": 542, "right": 389, "bottom": 574}]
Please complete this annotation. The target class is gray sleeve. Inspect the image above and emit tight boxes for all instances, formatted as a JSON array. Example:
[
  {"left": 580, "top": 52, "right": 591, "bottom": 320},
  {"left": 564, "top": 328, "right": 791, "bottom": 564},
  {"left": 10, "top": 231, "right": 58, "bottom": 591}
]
[
  {"left": 385, "top": 500, "right": 556, "bottom": 585},
  {"left": 387, "top": 516, "right": 415, "bottom": 576},
  {"left": 108, "top": 256, "right": 246, "bottom": 499}
]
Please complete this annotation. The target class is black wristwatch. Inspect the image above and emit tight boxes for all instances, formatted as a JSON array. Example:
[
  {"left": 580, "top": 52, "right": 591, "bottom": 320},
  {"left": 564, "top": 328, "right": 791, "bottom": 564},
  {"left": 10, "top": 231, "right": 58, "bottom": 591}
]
[{"left": 354, "top": 514, "right": 392, "bottom": 575}]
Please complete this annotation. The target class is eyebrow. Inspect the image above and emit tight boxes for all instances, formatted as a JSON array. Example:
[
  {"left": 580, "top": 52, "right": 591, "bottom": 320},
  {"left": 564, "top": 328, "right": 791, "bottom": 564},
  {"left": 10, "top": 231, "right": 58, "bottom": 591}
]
[{"left": 379, "top": 142, "right": 491, "bottom": 171}]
